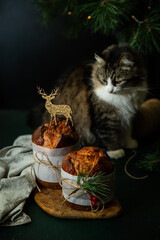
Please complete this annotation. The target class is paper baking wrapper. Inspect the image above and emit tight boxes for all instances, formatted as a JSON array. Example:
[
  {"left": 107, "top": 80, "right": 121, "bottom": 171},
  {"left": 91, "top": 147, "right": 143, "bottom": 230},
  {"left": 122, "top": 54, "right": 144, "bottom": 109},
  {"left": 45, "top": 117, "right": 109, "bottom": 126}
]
[
  {"left": 61, "top": 169, "right": 115, "bottom": 206},
  {"left": 32, "top": 141, "right": 80, "bottom": 183}
]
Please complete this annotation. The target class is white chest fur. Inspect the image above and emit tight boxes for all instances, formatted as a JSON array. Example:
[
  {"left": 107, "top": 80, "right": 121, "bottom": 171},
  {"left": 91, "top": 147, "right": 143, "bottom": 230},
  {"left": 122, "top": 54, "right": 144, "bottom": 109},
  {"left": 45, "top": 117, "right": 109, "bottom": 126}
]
[{"left": 94, "top": 86, "right": 142, "bottom": 126}]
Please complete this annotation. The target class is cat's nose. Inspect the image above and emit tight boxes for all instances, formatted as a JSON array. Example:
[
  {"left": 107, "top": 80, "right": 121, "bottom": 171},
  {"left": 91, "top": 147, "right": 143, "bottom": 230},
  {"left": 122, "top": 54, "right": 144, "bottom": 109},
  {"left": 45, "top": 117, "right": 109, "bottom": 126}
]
[{"left": 108, "top": 88, "right": 114, "bottom": 93}]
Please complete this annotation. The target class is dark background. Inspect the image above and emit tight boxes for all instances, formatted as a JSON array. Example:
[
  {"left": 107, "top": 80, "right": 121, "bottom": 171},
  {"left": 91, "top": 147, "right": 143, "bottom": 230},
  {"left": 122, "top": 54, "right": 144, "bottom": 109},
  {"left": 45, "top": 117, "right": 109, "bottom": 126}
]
[
  {"left": 0, "top": 2, "right": 160, "bottom": 239},
  {"left": 0, "top": 0, "right": 160, "bottom": 110}
]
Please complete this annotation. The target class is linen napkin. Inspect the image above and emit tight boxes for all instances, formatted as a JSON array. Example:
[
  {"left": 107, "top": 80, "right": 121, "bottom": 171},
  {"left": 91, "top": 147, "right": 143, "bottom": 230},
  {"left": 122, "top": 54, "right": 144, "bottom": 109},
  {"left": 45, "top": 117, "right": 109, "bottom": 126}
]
[{"left": 0, "top": 135, "right": 35, "bottom": 226}]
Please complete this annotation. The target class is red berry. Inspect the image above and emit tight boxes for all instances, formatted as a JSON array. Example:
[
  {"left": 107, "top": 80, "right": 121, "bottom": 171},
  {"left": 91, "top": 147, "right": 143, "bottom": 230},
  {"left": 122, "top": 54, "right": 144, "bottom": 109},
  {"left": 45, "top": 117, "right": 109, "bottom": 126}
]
[
  {"left": 91, "top": 201, "right": 97, "bottom": 207},
  {"left": 92, "top": 196, "right": 98, "bottom": 202}
]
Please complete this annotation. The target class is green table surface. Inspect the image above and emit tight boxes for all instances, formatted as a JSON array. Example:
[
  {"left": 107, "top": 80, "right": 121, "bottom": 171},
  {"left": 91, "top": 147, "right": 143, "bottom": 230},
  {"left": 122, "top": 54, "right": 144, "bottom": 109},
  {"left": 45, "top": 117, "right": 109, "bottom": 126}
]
[{"left": 0, "top": 110, "right": 160, "bottom": 240}]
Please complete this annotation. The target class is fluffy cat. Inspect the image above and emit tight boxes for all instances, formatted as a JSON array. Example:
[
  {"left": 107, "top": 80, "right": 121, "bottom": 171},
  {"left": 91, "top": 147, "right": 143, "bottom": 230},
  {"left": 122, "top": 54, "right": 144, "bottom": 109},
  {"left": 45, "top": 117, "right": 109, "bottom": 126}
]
[{"left": 41, "top": 44, "right": 148, "bottom": 159}]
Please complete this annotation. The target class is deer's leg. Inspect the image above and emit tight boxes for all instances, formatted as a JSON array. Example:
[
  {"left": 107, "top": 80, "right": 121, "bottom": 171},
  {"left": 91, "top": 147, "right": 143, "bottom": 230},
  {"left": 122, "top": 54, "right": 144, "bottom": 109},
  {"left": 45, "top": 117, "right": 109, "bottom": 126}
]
[
  {"left": 64, "top": 114, "right": 68, "bottom": 126},
  {"left": 50, "top": 114, "right": 53, "bottom": 125},
  {"left": 54, "top": 114, "right": 57, "bottom": 125}
]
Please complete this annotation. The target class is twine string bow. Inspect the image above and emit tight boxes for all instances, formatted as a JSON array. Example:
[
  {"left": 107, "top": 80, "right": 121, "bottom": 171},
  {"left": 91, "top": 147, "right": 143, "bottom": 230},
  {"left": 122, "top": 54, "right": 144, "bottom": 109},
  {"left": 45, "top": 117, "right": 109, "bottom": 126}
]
[{"left": 32, "top": 151, "right": 62, "bottom": 191}]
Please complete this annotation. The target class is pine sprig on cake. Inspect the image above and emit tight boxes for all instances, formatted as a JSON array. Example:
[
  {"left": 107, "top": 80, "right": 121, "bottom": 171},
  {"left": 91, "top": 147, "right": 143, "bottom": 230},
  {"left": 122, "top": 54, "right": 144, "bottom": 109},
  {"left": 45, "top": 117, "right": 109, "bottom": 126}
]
[{"left": 77, "top": 168, "right": 112, "bottom": 206}]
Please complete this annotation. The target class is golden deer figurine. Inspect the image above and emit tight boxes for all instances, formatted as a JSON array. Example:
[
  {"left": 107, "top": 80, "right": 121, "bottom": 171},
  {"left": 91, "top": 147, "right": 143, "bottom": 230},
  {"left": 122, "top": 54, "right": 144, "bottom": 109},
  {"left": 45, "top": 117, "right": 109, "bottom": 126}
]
[{"left": 37, "top": 87, "right": 73, "bottom": 126}]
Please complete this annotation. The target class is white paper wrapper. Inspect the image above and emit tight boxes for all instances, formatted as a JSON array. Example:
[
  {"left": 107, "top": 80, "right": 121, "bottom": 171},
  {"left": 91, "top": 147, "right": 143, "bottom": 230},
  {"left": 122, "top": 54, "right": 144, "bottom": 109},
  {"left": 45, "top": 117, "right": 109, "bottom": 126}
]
[
  {"left": 32, "top": 141, "right": 80, "bottom": 183},
  {"left": 61, "top": 168, "right": 115, "bottom": 206}
]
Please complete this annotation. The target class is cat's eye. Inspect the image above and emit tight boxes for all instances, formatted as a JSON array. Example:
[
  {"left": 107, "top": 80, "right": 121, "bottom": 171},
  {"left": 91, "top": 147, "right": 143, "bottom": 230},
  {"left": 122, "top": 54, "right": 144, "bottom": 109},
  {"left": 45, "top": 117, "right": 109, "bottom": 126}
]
[
  {"left": 116, "top": 80, "right": 126, "bottom": 85},
  {"left": 120, "top": 68, "right": 130, "bottom": 74}
]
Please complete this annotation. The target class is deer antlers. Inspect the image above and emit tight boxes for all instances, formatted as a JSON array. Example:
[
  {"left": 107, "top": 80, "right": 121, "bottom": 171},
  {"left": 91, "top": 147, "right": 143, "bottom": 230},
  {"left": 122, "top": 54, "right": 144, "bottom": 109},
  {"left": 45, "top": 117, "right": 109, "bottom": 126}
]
[
  {"left": 37, "top": 86, "right": 47, "bottom": 97},
  {"left": 37, "top": 86, "right": 59, "bottom": 99},
  {"left": 50, "top": 87, "right": 59, "bottom": 97}
]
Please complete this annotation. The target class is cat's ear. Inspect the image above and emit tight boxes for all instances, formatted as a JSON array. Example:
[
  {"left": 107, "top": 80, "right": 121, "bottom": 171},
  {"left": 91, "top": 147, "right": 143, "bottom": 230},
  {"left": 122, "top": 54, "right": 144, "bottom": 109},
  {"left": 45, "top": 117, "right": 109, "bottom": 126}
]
[
  {"left": 94, "top": 53, "right": 106, "bottom": 65},
  {"left": 120, "top": 54, "right": 134, "bottom": 67}
]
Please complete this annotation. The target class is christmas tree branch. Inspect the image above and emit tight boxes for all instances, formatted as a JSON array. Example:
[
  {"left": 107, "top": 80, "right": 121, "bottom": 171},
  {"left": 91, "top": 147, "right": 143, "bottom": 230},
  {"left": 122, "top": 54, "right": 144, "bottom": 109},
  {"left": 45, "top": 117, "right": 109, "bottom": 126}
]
[{"left": 35, "top": 0, "right": 160, "bottom": 54}]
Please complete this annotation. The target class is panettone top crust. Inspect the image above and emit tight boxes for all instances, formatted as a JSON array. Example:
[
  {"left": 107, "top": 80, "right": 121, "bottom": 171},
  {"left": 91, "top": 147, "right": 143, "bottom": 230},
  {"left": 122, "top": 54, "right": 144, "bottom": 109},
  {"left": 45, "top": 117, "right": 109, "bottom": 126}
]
[
  {"left": 62, "top": 146, "right": 114, "bottom": 176},
  {"left": 32, "top": 119, "right": 79, "bottom": 149}
]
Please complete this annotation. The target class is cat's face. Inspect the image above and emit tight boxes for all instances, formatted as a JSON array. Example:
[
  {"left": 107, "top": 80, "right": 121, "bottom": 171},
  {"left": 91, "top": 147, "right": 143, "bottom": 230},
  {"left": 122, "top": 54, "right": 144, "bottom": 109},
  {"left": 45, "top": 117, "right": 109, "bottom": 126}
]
[{"left": 92, "top": 45, "right": 145, "bottom": 94}]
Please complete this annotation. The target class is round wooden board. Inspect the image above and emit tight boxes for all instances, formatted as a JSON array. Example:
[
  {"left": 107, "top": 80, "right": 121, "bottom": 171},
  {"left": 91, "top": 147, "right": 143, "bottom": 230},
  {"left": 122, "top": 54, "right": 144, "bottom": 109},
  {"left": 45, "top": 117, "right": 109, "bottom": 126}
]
[{"left": 34, "top": 188, "right": 122, "bottom": 219}]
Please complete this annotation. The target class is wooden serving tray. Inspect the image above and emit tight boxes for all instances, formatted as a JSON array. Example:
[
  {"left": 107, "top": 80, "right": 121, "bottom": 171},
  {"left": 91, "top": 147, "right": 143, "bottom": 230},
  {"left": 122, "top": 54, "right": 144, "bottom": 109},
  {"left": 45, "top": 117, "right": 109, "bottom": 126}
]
[{"left": 34, "top": 188, "right": 122, "bottom": 219}]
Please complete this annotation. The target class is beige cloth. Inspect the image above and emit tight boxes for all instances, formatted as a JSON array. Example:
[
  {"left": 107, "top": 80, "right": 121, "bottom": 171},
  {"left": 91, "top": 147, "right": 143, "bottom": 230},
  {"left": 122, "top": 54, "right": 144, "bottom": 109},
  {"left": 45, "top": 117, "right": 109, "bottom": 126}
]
[{"left": 0, "top": 135, "right": 35, "bottom": 226}]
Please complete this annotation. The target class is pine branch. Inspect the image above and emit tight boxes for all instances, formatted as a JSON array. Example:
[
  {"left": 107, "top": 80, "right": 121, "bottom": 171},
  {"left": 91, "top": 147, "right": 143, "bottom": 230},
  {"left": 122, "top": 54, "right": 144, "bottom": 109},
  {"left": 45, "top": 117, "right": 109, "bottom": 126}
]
[
  {"left": 136, "top": 144, "right": 160, "bottom": 172},
  {"left": 129, "top": 9, "right": 160, "bottom": 54}
]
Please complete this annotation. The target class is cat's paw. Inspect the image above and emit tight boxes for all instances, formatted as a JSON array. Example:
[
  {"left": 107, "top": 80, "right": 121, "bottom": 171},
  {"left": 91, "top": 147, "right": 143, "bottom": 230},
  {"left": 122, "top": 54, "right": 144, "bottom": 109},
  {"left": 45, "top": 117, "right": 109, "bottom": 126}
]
[
  {"left": 125, "top": 138, "right": 138, "bottom": 149},
  {"left": 107, "top": 149, "right": 125, "bottom": 159}
]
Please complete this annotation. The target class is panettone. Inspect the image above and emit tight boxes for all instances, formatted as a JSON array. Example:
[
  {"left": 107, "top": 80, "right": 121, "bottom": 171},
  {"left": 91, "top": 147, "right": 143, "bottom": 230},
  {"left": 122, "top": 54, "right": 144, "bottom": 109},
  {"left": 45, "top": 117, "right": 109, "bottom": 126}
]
[
  {"left": 32, "top": 119, "right": 80, "bottom": 189},
  {"left": 32, "top": 119, "right": 79, "bottom": 149},
  {"left": 62, "top": 146, "right": 114, "bottom": 176},
  {"left": 61, "top": 146, "right": 114, "bottom": 210}
]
